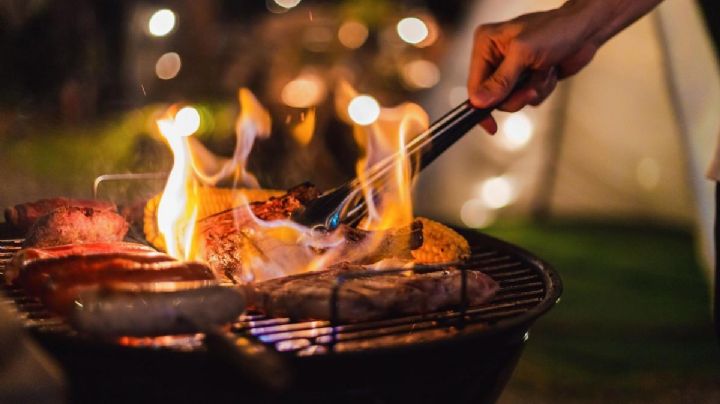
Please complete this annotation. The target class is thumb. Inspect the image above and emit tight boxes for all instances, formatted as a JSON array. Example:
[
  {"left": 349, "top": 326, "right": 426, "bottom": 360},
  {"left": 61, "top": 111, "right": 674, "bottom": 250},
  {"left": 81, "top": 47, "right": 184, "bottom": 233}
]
[{"left": 470, "top": 55, "right": 525, "bottom": 108}]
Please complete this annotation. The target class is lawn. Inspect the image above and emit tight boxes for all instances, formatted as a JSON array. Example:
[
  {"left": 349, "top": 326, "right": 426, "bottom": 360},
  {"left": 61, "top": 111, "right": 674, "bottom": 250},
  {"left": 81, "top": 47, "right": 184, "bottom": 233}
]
[{"left": 487, "top": 221, "right": 720, "bottom": 403}]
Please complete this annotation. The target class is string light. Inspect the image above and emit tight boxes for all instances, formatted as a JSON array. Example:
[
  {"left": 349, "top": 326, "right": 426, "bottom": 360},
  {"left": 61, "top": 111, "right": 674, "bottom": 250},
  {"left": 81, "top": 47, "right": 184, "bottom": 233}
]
[
  {"left": 499, "top": 113, "right": 534, "bottom": 151},
  {"left": 175, "top": 107, "right": 201, "bottom": 137},
  {"left": 460, "top": 199, "right": 496, "bottom": 228},
  {"left": 274, "top": 0, "right": 301, "bottom": 10},
  {"left": 155, "top": 52, "right": 182, "bottom": 80},
  {"left": 397, "top": 17, "right": 428, "bottom": 45},
  {"left": 281, "top": 74, "right": 326, "bottom": 108},
  {"left": 348, "top": 95, "right": 380, "bottom": 126},
  {"left": 479, "top": 176, "right": 515, "bottom": 209},
  {"left": 148, "top": 9, "right": 176, "bottom": 37},
  {"left": 338, "top": 20, "right": 369, "bottom": 49},
  {"left": 401, "top": 59, "right": 440, "bottom": 89}
]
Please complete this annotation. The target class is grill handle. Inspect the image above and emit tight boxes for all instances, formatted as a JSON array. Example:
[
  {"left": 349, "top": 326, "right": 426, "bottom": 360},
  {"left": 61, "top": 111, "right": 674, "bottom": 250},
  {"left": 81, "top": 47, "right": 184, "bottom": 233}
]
[
  {"left": 203, "top": 327, "right": 292, "bottom": 392},
  {"left": 178, "top": 310, "right": 292, "bottom": 392}
]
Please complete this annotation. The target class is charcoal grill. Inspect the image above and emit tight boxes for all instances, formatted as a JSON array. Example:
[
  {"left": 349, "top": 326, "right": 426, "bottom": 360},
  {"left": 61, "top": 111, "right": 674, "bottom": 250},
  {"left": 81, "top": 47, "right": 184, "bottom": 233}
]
[{"left": 0, "top": 224, "right": 560, "bottom": 404}]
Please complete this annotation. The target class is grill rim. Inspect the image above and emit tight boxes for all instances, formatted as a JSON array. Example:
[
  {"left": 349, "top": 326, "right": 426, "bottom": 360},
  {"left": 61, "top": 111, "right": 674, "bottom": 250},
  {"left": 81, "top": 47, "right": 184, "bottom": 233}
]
[{"left": 289, "top": 227, "right": 563, "bottom": 358}]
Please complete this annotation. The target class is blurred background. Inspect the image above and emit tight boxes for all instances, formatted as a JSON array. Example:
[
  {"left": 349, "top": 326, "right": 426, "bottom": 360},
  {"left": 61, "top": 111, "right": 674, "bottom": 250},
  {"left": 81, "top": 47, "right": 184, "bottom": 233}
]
[{"left": 1, "top": 0, "right": 720, "bottom": 402}]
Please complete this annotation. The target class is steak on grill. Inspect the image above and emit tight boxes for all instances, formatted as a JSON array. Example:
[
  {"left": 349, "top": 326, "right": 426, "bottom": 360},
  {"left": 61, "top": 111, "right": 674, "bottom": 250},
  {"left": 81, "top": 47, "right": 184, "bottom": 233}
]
[
  {"left": 5, "top": 198, "right": 117, "bottom": 233},
  {"left": 249, "top": 263, "right": 499, "bottom": 323}
]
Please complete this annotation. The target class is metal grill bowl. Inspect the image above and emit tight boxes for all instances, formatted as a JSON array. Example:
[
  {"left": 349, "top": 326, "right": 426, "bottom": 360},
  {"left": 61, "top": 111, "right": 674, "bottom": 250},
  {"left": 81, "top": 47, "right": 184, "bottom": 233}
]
[{"left": 0, "top": 225, "right": 561, "bottom": 404}]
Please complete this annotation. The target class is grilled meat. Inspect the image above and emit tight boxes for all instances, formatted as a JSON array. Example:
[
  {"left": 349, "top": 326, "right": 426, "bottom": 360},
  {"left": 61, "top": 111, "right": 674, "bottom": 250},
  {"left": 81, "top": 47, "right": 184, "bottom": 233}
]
[
  {"left": 4, "top": 242, "right": 161, "bottom": 284},
  {"left": 23, "top": 206, "right": 129, "bottom": 248},
  {"left": 5, "top": 198, "right": 116, "bottom": 233},
  {"left": 249, "top": 182, "right": 319, "bottom": 221},
  {"left": 200, "top": 216, "right": 423, "bottom": 283},
  {"left": 198, "top": 182, "right": 424, "bottom": 282},
  {"left": 249, "top": 263, "right": 499, "bottom": 323},
  {"left": 70, "top": 286, "right": 245, "bottom": 337}
]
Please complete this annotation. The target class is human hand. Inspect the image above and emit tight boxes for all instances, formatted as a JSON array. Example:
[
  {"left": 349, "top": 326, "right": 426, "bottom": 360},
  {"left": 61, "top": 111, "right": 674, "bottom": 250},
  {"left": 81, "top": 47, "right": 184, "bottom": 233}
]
[{"left": 468, "top": 5, "right": 603, "bottom": 133}]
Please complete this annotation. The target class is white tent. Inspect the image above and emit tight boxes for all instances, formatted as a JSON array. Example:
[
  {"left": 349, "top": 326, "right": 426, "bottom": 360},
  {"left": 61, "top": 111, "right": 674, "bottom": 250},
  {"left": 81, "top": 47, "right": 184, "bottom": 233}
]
[{"left": 415, "top": 0, "right": 720, "bottom": 280}]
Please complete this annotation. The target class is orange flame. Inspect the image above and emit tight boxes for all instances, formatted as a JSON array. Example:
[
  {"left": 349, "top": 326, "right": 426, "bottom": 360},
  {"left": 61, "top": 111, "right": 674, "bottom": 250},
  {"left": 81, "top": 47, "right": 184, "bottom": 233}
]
[
  {"left": 336, "top": 80, "right": 429, "bottom": 231},
  {"left": 156, "top": 89, "right": 271, "bottom": 261},
  {"left": 156, "top": 106, "right": 201, "bottom": 260},
  {"left": 189, "top": 88, "right": 271, "bottom": 189},
  {"left": 156, "top": 82, "right": 429, "bottom": 281}
]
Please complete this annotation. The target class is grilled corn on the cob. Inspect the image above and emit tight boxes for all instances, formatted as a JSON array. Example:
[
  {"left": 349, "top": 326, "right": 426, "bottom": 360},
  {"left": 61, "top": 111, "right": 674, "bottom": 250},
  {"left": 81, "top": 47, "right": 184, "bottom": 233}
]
[{"left": 412, "top": 217, "right": 470, "bottom": 263}]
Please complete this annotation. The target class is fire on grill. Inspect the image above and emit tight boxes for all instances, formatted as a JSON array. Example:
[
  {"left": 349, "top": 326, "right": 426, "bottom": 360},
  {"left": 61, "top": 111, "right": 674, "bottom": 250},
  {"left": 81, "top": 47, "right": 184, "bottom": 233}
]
[
  {"left": 0, "top": 84, "right": 561, "bottom": 403},
  {"left": 1, "top": 85, "right": 503, "bottom": 338}
]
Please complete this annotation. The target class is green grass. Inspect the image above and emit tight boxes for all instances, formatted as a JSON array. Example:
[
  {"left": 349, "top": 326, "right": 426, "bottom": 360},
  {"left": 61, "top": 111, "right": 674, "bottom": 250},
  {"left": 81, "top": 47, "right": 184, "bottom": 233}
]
[{"left": 487, "top": 221, "right": 720, "bottom": 402}]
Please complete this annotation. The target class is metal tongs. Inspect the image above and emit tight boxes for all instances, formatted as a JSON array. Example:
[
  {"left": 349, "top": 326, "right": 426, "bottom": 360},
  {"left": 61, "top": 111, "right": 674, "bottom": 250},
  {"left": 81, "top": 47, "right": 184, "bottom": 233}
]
[{"left": 291, "top": 91, "right": 522, "bottom": 232}]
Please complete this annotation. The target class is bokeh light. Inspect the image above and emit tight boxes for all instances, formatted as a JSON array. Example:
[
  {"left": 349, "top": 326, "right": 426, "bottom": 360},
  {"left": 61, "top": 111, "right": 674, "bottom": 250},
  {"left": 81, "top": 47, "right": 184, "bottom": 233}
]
[
  {"left": 401, "top": 59, "right": 440, "bottom": 89},
  {"left": 479, "top": 176, "right": 515, "bottom": 209},
  {"left": 303, "top": 26, "right": 333, "bottom": 52},
  {"left": 499, "top": 113, "right": 533, "bottom": 151},
  {"left": 175, "top": 106, "right": 201, "bottom": 137},
  {"left": 148, "top": 9, "right": 176, "bottom": 37},
  {"left": 348, "top": 95, "right": 380, "bottom": 126},
  {"left": 397, "top": 17, "right": 429, "bottom": 45},
  {"left": 460, "top": 198, "right": 497, "bottom": 228},
  {"left": 274, "top": 0, "right": 302, "bottom": 10},
  {"left": 155, "top": 52, "right": 182, "bottom": 80},
  {"left": 281, "top": 74, "right": 327, "bottom": 108},
  {"left": 338, "top": 20, "right": 369, "bottom": 49}
]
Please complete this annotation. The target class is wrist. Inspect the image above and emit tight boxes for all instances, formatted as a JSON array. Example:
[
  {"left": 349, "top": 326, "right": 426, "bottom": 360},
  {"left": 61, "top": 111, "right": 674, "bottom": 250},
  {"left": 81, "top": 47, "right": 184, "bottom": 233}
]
[
  {"left": 560, "top": 0, "right": 663, "bottom": 46},
  {"left": 557, "top": 0, "right": 618, "bottom": 46}
]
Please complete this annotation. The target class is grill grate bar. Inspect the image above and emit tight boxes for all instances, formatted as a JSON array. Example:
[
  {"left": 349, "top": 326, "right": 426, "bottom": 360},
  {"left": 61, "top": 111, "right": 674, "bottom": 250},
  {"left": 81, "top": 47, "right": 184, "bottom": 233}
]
[
  {"left": 0, "top": 234, "right": 553, "bottom": 355},
  {"left": 242, "top": 296, "right": 543, "bottom": 344}
]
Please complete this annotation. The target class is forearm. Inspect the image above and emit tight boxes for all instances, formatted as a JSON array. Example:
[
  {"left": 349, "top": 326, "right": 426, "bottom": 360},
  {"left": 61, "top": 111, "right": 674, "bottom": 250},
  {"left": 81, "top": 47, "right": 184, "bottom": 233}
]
[{"left": 560, "top": 0, "right": 664, "bottom": 46}]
